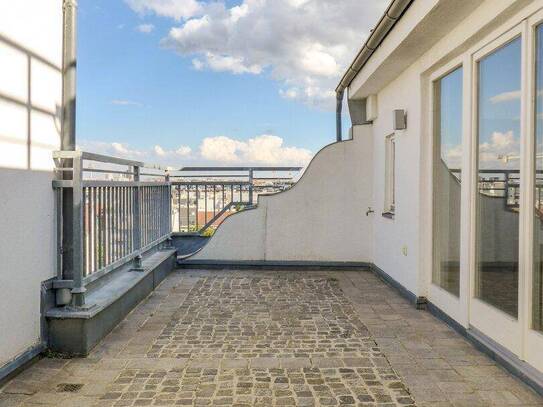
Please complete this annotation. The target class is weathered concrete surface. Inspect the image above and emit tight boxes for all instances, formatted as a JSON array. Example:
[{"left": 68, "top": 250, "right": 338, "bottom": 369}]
[{"left": 0, "top": 269, "right": 541, "bottom": 406}]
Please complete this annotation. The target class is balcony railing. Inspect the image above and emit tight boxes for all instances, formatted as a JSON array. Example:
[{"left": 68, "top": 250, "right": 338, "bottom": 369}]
[
  {"left": 53, "top": 153, "right": 302, "bottom": 307},
  {"left": 170, "top": 167, "right": 302, "bottom": 235},
  {"left": 53, "top": 151, "right": 172, "bottom": 307}
]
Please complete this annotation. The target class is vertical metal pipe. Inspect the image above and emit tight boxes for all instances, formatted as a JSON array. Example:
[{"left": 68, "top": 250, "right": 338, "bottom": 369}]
[
  {"left": 62, "top": 0, "right": 77, "bottom": 151},
  {"left": 336, "top": 90, "right": 344, "bottom": 143},
  {"left": 248, "top": 169, "right": 254, "bottom": 204}
]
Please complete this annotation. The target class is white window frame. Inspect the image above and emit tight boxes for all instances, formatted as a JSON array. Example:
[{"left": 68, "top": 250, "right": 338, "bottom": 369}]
[{"left": 384, "top": 134, "right": 396, "bottom": 215}]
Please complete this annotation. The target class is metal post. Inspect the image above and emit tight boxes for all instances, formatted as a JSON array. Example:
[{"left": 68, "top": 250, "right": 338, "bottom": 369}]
[
  {"left": 62, "top": 0, "right": 77, "bottom": 152},
  {"left": 164, "top": 171, "right": 173, "bottom": 249},
  {"left": 132, "top": 165, "right": 144, "bottom": 271},
  {"left": 248, "top": 169, "right": 254, "bottom": 205},
  {"left": 60, "top": 0, "right": 78, "bottom": 286},
  {"left": 71, "top": 153, "right": 86, "bottom": 307}
]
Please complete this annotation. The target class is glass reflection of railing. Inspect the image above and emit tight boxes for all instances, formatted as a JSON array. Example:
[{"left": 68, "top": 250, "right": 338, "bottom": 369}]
[{"left": 449, "top": 168, "right": 543, "bottom": 212}]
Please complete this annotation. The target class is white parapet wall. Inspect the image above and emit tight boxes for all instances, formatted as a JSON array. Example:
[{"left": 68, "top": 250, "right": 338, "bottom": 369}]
[
  {"left": 0, "top": 1, "right": 63, "bottom": 373},
  {"left": 192, "top": 125, "right": 374, "bottom": 263}
]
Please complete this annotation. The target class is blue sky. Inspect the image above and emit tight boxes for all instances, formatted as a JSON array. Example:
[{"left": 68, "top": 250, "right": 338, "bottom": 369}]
[{"left": 76, "top": 0, "right": 387, "bottom": 167}]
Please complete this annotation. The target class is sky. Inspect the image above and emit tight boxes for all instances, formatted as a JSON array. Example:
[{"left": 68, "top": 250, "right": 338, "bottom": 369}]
[{"left": 76, "top": 0, "right": 389, "bottom": 168}]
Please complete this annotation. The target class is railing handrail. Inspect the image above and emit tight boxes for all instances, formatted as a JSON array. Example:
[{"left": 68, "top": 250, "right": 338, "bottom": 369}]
[
  {"left": 53, "top": 150, "right": 172, "bottom": 309},
  {"left": 53, "top": 150, "right": 171, "bottom": 171},
  {"left": 178, "top": 166, "right": 303, "bottom": 171}
]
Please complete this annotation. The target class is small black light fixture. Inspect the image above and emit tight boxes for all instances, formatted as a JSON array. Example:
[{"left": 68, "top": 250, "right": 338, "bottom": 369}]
[{"left": 393, "top": 109, "right": 407, "bottom": 130}]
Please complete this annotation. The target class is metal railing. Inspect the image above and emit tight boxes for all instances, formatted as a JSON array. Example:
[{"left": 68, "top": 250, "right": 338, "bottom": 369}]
[
  {"left": 450, "top": 168, "right": 543, "bottom": 211},
  {"left": 171, "top": 167, "right": 302, "bottom": 234},
  {"left": 53, "top": 151, "right": 172, "bottom": 307}
]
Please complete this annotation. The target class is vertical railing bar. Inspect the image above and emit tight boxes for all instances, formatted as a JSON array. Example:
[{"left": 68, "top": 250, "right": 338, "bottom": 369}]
[
  {"left": 194, "top": 185, "right": 197, "bottom": 232},
  {"left": 115, "top": 187, "right": 119, "bottom": 260},
  {"left": 90, "top": 187, "right": 95, "bottom": 274},
  {"left": 125, "top": 186, "right": 128, "bottom": 257},
  {"left": 109, "top": 186, "right": 113, "bottom": 265},
  {"left": 116, "top": 186, "right": 119, "bottom": 262},
  {"left": 204, "top": 185, "right": 208, "bottom": 229},
  {"left": 127, "top": 186, "right": 130, "bottom": 257},
  {"left": 93, "top": 187, "right": 98, "bottom": 273},
  {"left": 71, "top": 154, "right": 85, "bottom": 306},
  {"left": 213, "top": 185, "right": 216, "bottom": 218},
  {"left": 82, "top": 187, "right": 87, "bottom": 277},
  {"left": 187, "top": 184, "right": 190, "bottom": 233},
  {"left": 98, "top": 186, "right": 102, "bottom": 270},
  {"left": 177, "top": 184, "right": 183, "bottom": 232}
]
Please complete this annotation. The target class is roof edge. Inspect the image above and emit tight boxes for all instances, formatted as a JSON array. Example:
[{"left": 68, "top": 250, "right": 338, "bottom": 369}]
[{"left": 335, "top": 0, "right": 414, "bottom": 95}]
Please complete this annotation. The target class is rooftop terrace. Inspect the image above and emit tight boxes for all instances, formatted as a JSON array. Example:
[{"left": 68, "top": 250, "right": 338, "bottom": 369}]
[{"left": 2, "top": 269, "right": 542, "bottom": 406}]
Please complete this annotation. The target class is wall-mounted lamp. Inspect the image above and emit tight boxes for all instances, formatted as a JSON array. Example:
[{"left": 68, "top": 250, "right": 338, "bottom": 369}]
[{"left": 393, "top": 109, "right": 407, "bottom": 130}]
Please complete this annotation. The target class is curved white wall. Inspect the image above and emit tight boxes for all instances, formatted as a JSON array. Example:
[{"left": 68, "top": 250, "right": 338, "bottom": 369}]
[{"left": 193, "top": 125, "right": 374, "bottom": 263}]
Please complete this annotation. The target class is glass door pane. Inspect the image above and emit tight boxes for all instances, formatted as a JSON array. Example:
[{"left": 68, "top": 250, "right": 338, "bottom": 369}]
[
  {"left": 433, "top": 67, "right": 463, "bottom": 296},
  {"left": 534, "top": 25, "right": 543, "bottom": 331},
  {"left": 476, "top": 37, "right": 521, "bottom": 318}
]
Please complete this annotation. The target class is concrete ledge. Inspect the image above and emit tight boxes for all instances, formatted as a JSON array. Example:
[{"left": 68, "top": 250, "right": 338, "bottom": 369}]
[
  {"left": 46, "top": 249, "right": 176, "bottom": 356},
  {"left": 177, "top": 259, "right": 372, "bottom": 271}
]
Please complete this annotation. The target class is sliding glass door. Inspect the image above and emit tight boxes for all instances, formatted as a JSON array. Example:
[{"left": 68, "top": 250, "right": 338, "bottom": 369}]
[{"left": 475, "top": 37, "right": 522, "bottom": 318}]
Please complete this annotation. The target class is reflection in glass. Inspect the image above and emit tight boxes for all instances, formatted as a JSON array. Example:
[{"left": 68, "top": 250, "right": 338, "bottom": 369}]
[
  {"left": 534, "top": 26, "right": 543, "bottom": 331},
  {"left": 476, "top": 38, "right": 521, "bottom": 318},
  {"left": 433, "top": 67, "right": 462, "bottom": 296}
]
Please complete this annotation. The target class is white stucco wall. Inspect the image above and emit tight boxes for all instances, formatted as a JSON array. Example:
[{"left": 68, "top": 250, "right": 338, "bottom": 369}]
[
  {"left": 193, "top": 125, "right": 374, "bottom": 263},
  {"left": 347, "top": 0, "right": 535, "bottom": 298},
  {"left": 0, "top": 1, "right": 62, "bottom": 369}
]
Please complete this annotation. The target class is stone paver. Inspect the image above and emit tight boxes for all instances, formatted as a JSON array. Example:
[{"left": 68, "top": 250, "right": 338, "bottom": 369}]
[{"left": 0, "top": 269, "right": 541, "bottom": 407}]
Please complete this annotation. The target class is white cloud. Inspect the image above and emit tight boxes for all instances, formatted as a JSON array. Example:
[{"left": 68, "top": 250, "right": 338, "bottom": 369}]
[
  {"left": 137, "top": 23, "right": 155, "bottom": 33},
  {"left": 111, "top": 99, "right": 143, "bottom": 107},
  {"left": 479, "top": 130, "right": 520, "bottom": 168},
  {"left": 200, "top": 134, "right": 312, "bottom": 165},
  {"left": 144, "top": 0, "right": 388, "bottom": 109},
  {"left": 79, "top": 134, "right": 311, "bottom": 167},
  {"left": 125, "top": 0, "right": 203, "bottom": 20},
  {"left": 489, "top": 90, "right": 521, "bottom": 104}
]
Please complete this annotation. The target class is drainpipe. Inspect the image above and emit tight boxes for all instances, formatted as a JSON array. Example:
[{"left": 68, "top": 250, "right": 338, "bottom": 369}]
[
  {"left": 336, "top": 90, "right": 344, "bottom": 142},
  {"left": 58, "top": 0, "right": 78, "bottom": 307},
  {"left": 334, "top": 0, "right": 412, "bottom": 140},
  {"left": 62, "top": 0, "right": 77, "bottom": 151}
]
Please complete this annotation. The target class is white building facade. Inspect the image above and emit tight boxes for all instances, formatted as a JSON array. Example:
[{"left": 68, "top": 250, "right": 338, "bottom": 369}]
[
  {"left": 349, "top": 0, "right": 543, "bottom": 378},
  {"left": 195, "top": 0, "right": 543, "bottom": 383},
  {"left": 0, "top": 0, "right": 63, "bottom": 376}
]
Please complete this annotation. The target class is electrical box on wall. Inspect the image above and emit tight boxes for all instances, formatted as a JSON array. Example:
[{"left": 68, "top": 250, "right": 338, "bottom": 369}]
[
  {"left": 393, "top": 109, "right": 407, "bottom": 130},
  {"left": 366, "top": 94, "right": 378, "bottom": 121}
]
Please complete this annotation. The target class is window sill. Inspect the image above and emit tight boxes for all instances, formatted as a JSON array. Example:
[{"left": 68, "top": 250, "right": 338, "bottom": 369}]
[{"left": 382, "top": 211, "right": 395, "bottom": 219}]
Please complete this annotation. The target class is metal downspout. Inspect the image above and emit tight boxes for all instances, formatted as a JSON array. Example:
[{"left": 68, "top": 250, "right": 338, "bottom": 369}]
[
  {"left": 335, "top": 0, "right": 412, "bottom": 142},
  {"left": 336, "top": 90, "right": 344, "bottom": 142},
  {"left": 62, "top": 0, "right": 77, "bottom": 151}
]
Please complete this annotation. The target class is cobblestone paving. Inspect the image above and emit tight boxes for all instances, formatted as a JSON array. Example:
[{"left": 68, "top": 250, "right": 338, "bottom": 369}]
[{"left": 0, "top": 269, "right": 542, "bottom": 407}]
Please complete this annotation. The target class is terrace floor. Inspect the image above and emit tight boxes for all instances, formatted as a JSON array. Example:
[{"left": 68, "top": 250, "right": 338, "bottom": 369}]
[{"left": 1, "top": 269, "right": 542, "bottom": 407}]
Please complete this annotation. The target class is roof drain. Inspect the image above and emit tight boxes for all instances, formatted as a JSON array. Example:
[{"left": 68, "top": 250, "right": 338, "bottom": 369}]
[{"left": 334, "top": 0, "right": 412, "bottom": 142}]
